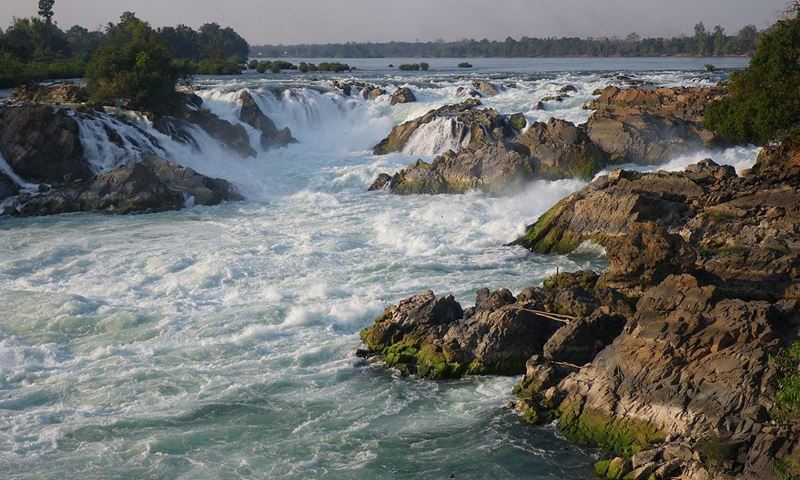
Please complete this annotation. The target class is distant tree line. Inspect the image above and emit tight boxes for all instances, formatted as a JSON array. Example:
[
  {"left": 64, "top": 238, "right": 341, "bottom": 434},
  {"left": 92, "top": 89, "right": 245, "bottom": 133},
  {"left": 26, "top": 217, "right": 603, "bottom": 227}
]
[
  {"left": 0, "top": 1, "right": 250, "bottom": 88},
  {"left": 251, "top": 23, "right": 760, "bottom": 58}
]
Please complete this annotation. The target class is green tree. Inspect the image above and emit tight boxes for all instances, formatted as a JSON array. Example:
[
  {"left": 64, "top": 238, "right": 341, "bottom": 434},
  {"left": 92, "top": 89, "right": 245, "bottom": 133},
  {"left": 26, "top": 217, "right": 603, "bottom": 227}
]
[
  {"left": 86, "top": 13, "right": 181, "bottom": 113},
  {"left": 38, "top": 0, "right": 55, "bottom": 50},
  {"left": 704, "top": 10, "right": 800, "bottom": 144}
]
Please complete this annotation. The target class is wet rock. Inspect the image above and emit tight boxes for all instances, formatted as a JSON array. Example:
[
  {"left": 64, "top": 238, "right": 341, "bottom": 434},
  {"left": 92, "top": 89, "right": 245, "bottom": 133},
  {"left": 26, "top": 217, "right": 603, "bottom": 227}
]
[
  {"left": 368, "top": 173, "right": 392, "bottom": 191},
  {"left": 0, "top": 104, "right": 90, "bottom": 183},
  {"left": 239, "top": 91, "right": 295, "bottom": 149},
  {"left": 390, "top": 87, "right": 416, "bottom": 105},
  {"left": 0, "top": 172, "right": 20, "bottom": 202},
  {"left": 516, "top": 118, "right": 607, "bottom": 180},
  {"left": 185, "top": 109, "right": 256, "bottom": 158},
  {"left": 560, "top": 85, "right": 578, "bottom": 94},
  {"left": 139, "top": 155, "right": 241, "bottom": 205},
  {"left": 472, "top": 81, "right": 501, "bottom": 97},
  {"left": 79, "top": 162, "right": 185, "bottom": 213}
]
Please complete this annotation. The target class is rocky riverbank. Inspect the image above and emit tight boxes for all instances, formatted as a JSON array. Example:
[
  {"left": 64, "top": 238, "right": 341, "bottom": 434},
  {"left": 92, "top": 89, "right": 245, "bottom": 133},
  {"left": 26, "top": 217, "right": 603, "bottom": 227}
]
[
  {"left": 0, "top": 83, "right": 295, "bottom": 216},
  {"left": 369, "top": 85, "right": 724, "bottom": 195},
  {"left": 360, "top": 139, "right": 800, "bottom": 478}
]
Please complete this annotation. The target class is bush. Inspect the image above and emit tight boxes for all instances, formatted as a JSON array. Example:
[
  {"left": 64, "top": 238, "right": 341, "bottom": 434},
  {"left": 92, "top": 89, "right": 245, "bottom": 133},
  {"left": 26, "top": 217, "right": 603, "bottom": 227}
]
[
  {"left": 86, "top": 13, "right": 182, "bottom": 114},
  {"left": 318, "top": 62, "right": 349, "bottom": 72},
  {"left": 773, "top": 340, "right": 800, "bottom": 421},
  {"left": 298, "top": 62, "right": 309, "bottom": 73},
  {"left": 247, "top": 59, "right": 258, "bottom": 70},
  {"left": 398, "top": 63, "right": 421, "bottom": 71},
  {"left": 256, "top": 61, "right": 271, "bottom": 73},
  {"left": 458, "top": 62, "right": 473, "bottom": 68},
  {"left": 704, "top": 14, "right": 800, "bottom": 145},
  {"left": 269, "top": 60, "right": 295, "bottom": 73},
  {"left": 420, "top": 62, "right": 429, "bottom": 70}
]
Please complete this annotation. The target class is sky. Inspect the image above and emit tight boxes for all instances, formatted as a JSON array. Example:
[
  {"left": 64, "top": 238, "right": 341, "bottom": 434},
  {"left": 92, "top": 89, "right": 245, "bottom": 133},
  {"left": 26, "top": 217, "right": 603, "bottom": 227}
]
[{"left": 1, "top": 0, "right": 789, "bottom": 45}]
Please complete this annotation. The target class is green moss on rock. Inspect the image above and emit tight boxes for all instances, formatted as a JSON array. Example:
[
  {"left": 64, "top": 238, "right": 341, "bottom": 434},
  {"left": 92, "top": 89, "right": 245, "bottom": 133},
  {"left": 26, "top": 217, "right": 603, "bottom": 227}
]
[
  {"left": 513, "top": 199, "right": 583, "bottom": 254},
  {"left": 557, "top": 401, "right": 666, "bottom": 457}
]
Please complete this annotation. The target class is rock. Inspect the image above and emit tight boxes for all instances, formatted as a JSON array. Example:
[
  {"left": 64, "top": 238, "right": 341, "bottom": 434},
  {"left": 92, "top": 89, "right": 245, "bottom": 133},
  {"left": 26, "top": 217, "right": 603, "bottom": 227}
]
[
  {"left": 473, "top": 81, "right": 501, "bottom": 97},
  {"left": 0, "top": 104, "right": 90, "bottom": 183},
  {"left": 508, "top": 113, "right": 527, "bottom": 131},
  {"left": 368, "top": 173, "right": 392, "bottom": 191},
  {"left": 390, "top": 87, "right": 416, "bottom": 105},
  {"left": 332, "top": 81, "right": 386, "bottom": 100},
  {"left": 456, "top": 86, "right": 481, "bottom": 98},
  {"left": 373, "top": 99, "right": 509, "bottom": 155},
  {"left": 139, "top": 155, "right": 241, "bottom": 205},
  {"left": 361, "top": 288, "right": 566, "bottom": 378},
  {"left": 184, "top": 109, "right": 256, "bottom": 158},
  {"left": 516, "top": 118, "right": 607, "bottom": 180},
  {"left": 385, "top": 143, "right": 534, "bottom": 195},
  {"left": 239, "top": 91, "right": 295, "bottom": 149},
  {"left": 560, "top": 85, "right": 578, "bottom": 94},
  {"left": 0, "top": 172, "right": 20, "bottom": 201},
  {"left": 585, "top": 86, "right": 724, "bottom": 165},
  {"left": 10, "top": 82, "right": 89, "bottom": 104},
  {"left": 542, "top": 309, "right": 626, "bottom": 365},
  {"left": 79, "top": 162, "right": 184, "bottom": 213}
]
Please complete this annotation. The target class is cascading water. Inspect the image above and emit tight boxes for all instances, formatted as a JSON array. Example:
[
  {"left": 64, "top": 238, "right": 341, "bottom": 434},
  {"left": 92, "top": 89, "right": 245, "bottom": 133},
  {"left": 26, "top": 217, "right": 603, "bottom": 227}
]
[{"left": 0, "top": 59, "right": 759, "bottom": 480}]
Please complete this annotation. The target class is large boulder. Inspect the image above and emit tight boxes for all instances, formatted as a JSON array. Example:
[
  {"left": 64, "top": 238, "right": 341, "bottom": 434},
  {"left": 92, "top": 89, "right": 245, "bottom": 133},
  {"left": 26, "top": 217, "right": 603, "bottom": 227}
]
[
  {"left": 516, "top": 118, "right": 607, "bottom": 180},
  {"left": 139, "top": 155, "right": 241, "bottom": 205},
  {"left": 372, "top": 99, "right": 516, "bottom": 155},
  {"left": 239, "top": 91, "right": 295, "bottom": 150},
  {"left": 473, "top": 81, "right": 501, "bottom": 97},
  {"left": 390, "top": 87, "right": 416, "bottom": 105},
  {"left": 585, "top": 86, "right": 723, "bottom": 165},
  {"left": 0, "top": 105, "right": 91, "bottom": 183},
  {"left": 385, "top": 143, "right": 534, "bottom": 195},
  {"left": 80, "top": 162, "right": 185, "bottom": 213},
  {"left": 184, "top": 109, "right": 256, "bottom": 158}
]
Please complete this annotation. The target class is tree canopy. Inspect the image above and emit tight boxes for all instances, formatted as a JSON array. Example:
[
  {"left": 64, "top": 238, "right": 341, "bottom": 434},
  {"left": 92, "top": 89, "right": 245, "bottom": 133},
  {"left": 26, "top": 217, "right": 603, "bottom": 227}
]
[
  {"left": 85, "top": 13, "right": 181, "bottom": 113},
  {"left": 704, "top": 11, "right": 800, "bottom": 144}
]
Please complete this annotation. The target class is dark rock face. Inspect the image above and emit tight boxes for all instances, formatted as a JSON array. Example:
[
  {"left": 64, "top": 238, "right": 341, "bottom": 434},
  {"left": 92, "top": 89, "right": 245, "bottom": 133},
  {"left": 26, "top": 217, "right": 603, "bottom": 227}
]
[
  {"left": 585, "top": 85, "right": 723, "bottom": 164},
  {"left": 368, "top": 173, "right": 392, "bottom": 191},
  {"left": 139, "top": 155, "right": 242, "bottom": 205},
  {"left": 516, "top": 118, "right": 606, "bottom": 180},
  {"left": 8, "top": 156, "right": 239, "bottom": 216},
  {"left": 184, "top": 109, "right": 256, "bottom": 158},
  {"left": 239, "top": 91, "right": 295, "bottom": 149},
  {"left": 332, "top": 81, "right": 386, "bottom": 99},
  {"left": 542, "top": 309, "right": 626, "bottom": 365},
  {"left": 0, "top": 172, "right": 20, "bottom": 202},
  {"left": 360, "top": 289, "right": 566, "bottom": 378},
  {"left": 0, "top": 105, "right": 91, "bottom": 183},
  {"left": 390, "top": 87, "right": 416, "bottom": 105}
]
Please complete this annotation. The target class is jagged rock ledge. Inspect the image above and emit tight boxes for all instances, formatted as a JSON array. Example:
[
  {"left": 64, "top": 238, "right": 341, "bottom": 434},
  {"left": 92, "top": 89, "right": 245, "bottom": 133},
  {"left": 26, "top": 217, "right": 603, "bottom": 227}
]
[
  {"left": 359, "top": 140, "right": 800, "bottom": 479},
  {"left": 0, "top": 83, "right": 295, "bottom": 216},
  {"left": 369, "top": 85, "right": 724, "bottom": 195}
]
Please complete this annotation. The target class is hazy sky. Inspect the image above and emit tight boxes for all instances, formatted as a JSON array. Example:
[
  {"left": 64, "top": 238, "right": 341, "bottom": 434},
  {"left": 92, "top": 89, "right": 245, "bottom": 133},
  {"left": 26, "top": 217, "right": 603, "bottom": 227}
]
[{"left": 1, "top": 0, "right": 789, "bottom": 44}]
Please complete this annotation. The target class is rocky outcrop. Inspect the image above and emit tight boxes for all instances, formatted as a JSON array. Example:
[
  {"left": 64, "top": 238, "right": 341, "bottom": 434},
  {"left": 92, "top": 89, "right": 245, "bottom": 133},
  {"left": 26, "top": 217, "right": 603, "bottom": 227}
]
[
  {"left": 390, "top": 87, "right": 416, "bottom": 105},
  {"left": 386, "top": 144, "right": 534, "bottom": 195},
  {"left": 6, "top": 155, "right": 239, "bottom": 217},
  {"left": 0, "top": 104, "right": 91, "bottom": 182},
  {"left": 516, "top": 118, "right": 607, "bottom": 180},
  {"left": 586, "top": 86, "right": 724, "bottom": 164},
  {"left": 184, "top": 109, "right": 256, "bottom": 158},
  {"left": 473, "top": 81, "right": 501, "bottom": 97},
  {"left": 363, "top": 137, "right": 800, "bottom": 478},
  {"left": 9, "top": 82, "right": 89, "bottom": 104},
  {"left": 239, "top": 91, "right": 295, "bottom": 149},
  {"left": 372, "top": 99, "right": 517, "bottom": 155},
  {"left": 332, "top": 81, "right": 386, "bottom": 100}
]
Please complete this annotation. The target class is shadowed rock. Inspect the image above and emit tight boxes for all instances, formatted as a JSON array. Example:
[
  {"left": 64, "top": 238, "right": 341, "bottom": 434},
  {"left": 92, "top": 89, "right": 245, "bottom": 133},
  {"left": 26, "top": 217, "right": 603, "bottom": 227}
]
[{"left": 239, "top": 91, "right": 295, "bottom": 150}]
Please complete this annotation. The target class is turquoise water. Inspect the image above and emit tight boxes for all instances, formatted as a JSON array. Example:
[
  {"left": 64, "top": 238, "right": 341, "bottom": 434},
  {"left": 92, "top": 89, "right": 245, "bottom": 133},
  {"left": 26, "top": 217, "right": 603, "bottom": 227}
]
[{"left": 0, "top": 58, "right": 756, "bottom": 479}]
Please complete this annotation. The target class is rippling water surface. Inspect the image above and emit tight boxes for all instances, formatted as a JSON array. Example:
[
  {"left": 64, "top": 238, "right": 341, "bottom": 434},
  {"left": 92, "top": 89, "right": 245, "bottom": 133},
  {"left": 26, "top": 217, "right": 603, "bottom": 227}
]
[{"left": 0, "top": 58, "right": 756, "bottom": 479}]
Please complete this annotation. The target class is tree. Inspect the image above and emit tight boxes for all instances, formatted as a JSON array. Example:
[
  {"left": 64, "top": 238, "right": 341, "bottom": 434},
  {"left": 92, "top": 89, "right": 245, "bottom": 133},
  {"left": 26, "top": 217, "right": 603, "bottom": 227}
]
[
  {"left": 704, "top": 11, "right": 800, "bottom": 144},
  {"left": 38, "top": 0, "right": 55, "bottom": 50},
  {"left": 86, "top": 13, "right": 181, "bottom": 113}
]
